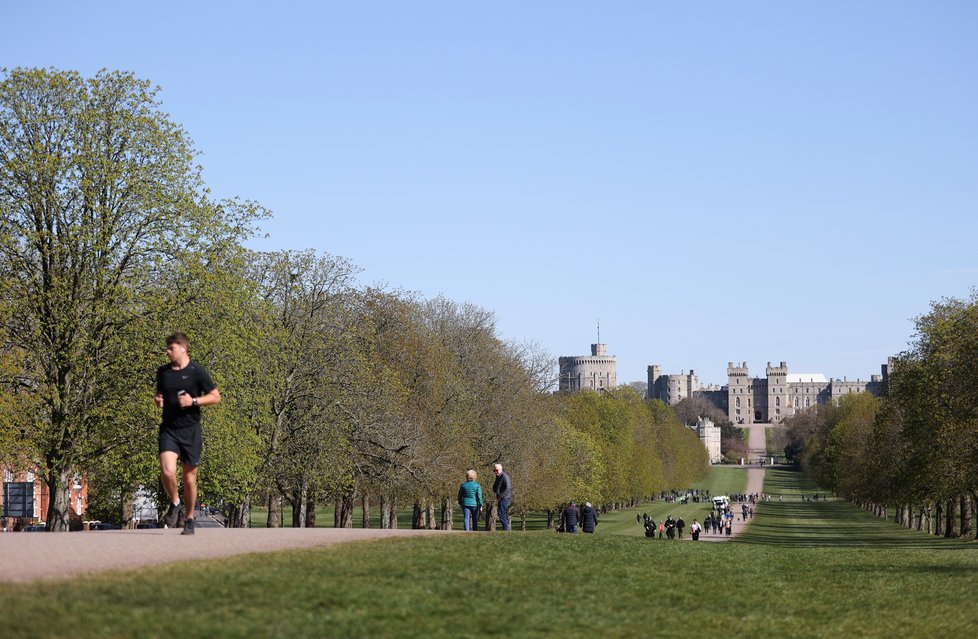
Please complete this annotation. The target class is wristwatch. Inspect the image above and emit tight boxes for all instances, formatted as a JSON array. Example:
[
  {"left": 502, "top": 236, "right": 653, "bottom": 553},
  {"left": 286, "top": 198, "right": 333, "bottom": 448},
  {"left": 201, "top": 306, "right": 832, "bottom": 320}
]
[{"left": 191, "top": 397, "right": 198, "bottom": 407}]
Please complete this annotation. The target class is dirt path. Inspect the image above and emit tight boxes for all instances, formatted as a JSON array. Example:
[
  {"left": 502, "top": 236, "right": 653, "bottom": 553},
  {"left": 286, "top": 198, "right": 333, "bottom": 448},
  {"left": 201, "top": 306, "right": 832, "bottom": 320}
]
[{"left": 0, "top": 527, "right": 450, "bottom": 584}]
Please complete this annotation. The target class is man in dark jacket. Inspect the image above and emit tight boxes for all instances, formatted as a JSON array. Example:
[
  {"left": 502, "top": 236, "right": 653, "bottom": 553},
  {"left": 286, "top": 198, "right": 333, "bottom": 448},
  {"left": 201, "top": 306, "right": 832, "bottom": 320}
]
[
  {"left": 561, "top": 501, "right": 580, "bottom": 533},
  {"left": 492, "top": 463, "right": 512, "bottom": 531},
  {"left": 581, "top": 502, "right": 599, "bottom": 533}
]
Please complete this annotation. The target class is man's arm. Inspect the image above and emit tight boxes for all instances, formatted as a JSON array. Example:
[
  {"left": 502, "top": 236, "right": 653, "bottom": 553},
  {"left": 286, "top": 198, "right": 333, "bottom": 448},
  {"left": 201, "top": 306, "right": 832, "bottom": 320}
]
[{"left": 177, "top": 387, "right": 221, "bottom": 409}]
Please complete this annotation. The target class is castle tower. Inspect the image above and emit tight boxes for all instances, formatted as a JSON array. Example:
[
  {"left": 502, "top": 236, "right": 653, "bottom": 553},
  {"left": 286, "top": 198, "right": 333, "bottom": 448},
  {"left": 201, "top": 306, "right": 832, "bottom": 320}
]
[
  {"left": 559, "top": 343, "right": 617, "bottom": 393},
  {"left": 766, "top": 361, "right": 788, "bottom": 423},
  {"left": 647, "top": 364, "right": 663, "bottom": 400},
  {"left": 727, "top": 361, "right": 751, "bottom": 424}
]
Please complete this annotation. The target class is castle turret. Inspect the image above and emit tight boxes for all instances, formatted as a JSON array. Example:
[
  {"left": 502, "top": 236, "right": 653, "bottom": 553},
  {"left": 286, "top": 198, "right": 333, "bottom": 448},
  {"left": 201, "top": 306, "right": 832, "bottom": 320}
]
[
  {"left": 766, "top": 361, "right": 788, "bottom": 423},
  {"left": 559, "top": 343, "right": 617, "bottom": 393}
]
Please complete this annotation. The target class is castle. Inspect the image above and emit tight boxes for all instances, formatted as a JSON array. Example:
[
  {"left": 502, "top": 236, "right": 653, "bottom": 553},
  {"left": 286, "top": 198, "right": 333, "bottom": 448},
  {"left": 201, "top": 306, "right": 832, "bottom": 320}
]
[
  {"left": 556, "top": 342, "right": 889, "bottom": 425},
  {"left": 648, "top": 360, "right": 889, "bottom": 424}
]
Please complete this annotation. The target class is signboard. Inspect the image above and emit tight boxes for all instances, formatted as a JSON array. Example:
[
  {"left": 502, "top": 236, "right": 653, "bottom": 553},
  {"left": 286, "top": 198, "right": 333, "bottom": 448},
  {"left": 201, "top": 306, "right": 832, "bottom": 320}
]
[{"left": 3, "top": 482, "right": 34, "bottom": 518}]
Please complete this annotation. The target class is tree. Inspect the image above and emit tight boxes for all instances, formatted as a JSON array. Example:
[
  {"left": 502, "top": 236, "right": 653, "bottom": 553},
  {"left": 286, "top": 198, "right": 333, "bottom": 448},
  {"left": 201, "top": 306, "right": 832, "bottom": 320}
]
[
  {"left": 672, "top": 395, "right": 728, "bottom": 427},
  {"left": 246, "top": 249, "right": 360, "bottom": 527},
  {"left": 0, "top": 68, "right": 262, "bottom": 530}
]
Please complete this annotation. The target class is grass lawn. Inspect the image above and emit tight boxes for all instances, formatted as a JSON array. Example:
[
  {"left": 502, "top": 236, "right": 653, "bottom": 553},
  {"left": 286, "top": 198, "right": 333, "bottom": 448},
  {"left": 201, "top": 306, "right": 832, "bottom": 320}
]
[{"left": 2, "top": 467, "right": 975, "bottom": 638}]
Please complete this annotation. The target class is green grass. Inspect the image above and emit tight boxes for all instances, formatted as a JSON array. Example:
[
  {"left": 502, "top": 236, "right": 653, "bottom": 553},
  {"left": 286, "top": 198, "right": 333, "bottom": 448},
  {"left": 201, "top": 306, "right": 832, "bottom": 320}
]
[
  {"left": 740, "top": 468, "right": 965, "bottom": 548},
  {"left": 2, "top": 467, "right": 975, "bottom": 638},
  {"left": 597, "top": 465, "right": 748, "bottom": 536}
]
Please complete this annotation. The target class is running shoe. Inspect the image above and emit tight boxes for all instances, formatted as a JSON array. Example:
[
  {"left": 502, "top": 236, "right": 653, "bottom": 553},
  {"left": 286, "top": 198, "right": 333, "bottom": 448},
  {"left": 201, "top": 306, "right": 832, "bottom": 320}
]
[{"left": 164, "top": 501, "right": 182, "bottom": 528}]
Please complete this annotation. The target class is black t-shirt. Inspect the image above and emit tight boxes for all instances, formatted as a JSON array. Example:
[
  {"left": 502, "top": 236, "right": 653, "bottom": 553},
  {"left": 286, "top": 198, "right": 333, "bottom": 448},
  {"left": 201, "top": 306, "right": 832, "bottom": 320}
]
[{"left": 156, "top": 361, "right": 217, "bottom": 430}]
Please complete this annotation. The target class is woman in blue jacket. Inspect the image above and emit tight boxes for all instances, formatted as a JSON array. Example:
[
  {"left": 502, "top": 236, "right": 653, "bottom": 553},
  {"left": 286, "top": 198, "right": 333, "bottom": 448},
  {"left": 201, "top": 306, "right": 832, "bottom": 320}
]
[{"left": 457, "top": 469, "right": 484, "bottom": 531}]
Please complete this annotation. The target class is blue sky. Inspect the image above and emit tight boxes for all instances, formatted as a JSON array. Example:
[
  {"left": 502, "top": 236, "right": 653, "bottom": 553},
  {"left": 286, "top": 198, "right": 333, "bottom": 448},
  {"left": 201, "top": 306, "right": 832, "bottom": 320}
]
[{"left": 5, "top": 2, "right": 978, "bottom": 385}]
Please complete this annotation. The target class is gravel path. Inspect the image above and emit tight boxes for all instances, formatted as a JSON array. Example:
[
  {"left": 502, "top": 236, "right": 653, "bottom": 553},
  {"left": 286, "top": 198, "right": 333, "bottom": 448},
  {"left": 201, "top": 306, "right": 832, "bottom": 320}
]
[
  {"left": 699, "top": 422, "right": 768, "bottom": 542},
  {"left": 0, "top": 527, "right": 450, "bottom": 584}
]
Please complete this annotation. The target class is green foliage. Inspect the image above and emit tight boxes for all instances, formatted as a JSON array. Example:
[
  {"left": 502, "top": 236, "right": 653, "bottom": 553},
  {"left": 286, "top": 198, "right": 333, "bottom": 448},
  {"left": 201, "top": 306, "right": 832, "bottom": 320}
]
[
  {"left": 552, "top": 391, "right": 708, "bottom": 508},
  {"left": 0, "top": 67, "right": 264, "bottom": 529},
  {"left": 786, "top": 290, "right": 978, "bottom": 531}
]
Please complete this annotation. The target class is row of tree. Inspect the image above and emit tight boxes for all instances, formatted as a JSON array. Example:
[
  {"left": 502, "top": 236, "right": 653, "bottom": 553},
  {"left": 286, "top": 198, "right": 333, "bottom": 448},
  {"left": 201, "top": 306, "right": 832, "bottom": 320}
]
[
  {"left": 784, "top": 292, "right": 978, "bottom": 539},
  {"left": 0, "top": 68, "right": 708, "bottom": 531}
]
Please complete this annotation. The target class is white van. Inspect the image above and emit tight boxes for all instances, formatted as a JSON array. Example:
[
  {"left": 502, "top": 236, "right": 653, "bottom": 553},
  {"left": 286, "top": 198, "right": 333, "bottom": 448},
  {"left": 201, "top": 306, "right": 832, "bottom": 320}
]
[{"left": 712, "top": 496, "right": 730, "bottom": 511}]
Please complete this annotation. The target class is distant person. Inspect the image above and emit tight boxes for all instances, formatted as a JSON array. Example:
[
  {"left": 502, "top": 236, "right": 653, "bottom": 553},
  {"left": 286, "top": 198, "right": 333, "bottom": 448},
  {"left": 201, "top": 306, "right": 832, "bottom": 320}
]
[
  {"left": 690, "top": 519, "right": 702, "bottom": 541},
  {"left": 644, "top": 516, "right": 656, "bottom": 538},
  {"left": 676, "top": 516, "right": 686, "bottom": 539},
  {"left": 457, "top": 469, "right": 484, "bottom": 531},
  {"left": 665, "top": 515, "right": 676, "bottom": 540},
  {"left": 581, "top": 502, "right": 599, "bottom": 534},
  {"left": 492, "top": 463, "right": 512, "bottom": 531},
  {"left": 659, "top": 521, "right": 665, "bottom": 539},
  {"left": 562, "top": 501, "right": 580, "bottom": 533},
  {"left": 155, "top": 332, "right": 221, "bottom": 536}
]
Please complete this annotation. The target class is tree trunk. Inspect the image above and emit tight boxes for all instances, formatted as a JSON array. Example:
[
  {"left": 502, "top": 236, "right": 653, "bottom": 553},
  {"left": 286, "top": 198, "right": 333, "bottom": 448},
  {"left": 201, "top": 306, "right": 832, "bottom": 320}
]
[
  {"left": 959, "top": 494, "right": 972, "bottom": 539},
  {"left": 305, "top": 494, "right": 316, "bottom": 528},
  {"left": 485, "top": 502, "right": 497, "bottom": 531},
  {"left": 520, "top": 511, "right": 527, "bottom": 530},
  {"left": 546, "top": 509, "right": 556, "bottom": 529},
  {"left": 440, "top": 499, "right": 453, "bottom": 530},
  {"left": 229, "top": 494, "right": 250, "bottom": 528},
  {"left": 339, "top": 493, "right": 355, "bottom": 528},
  {"left": 387, "top": 495, "right": 398, "bottom": 529},
  {"left": 334, "top": 497, "right": 341, "bottom": 528},
  {"left": 972, "top": 492, "right": 978, "bottom": 541},
  {"left": 380, "top": 495, "right": 391, "bottom": 529},
  {"left": 361, "top": 493, "right": 370, "bottom": 529},
  {"left": 412, "top": 501, "right": 424, "bottom": 529},
  {"left": 292, "top": 483, "right": 308, "bottom": 528},
  {"left": 935, "top": 501, "right": 944, "bottom": 536},
  {"left": 945, "top": 498, "right": 956, "bottom": 538},
  {"left": 425, "top": 501, "right": 436, "bottom": 530},
  {"left": 45, "top": 467, "right": 72, "bottom": 532},
  {"left": 267, "top": 492, "right": 283, "bottom": 528}
]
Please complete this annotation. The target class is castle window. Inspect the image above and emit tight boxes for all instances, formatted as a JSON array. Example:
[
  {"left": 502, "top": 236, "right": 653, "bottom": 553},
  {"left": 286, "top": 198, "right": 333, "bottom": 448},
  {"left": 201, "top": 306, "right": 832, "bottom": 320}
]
[
  {"left": 775, "top": 396, "right": 781, "bottom": 407},
  {"left": 736, "top": 397, "right": 741, "bottom": 408},
  {"left": 794, "top": 398, "right": 799, "bottom": 408}
]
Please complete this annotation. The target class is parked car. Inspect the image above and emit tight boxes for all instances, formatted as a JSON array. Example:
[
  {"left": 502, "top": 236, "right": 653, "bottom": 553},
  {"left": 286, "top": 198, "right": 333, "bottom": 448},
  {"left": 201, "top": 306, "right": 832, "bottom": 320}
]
[
  {"left": 136, "top": 522, "right": 158, "bottom": 529},
  {"left": 22, "top": 523, "right": 47, "bottom": 532},
  {"left": 89, "top": 522, "right": 121, "bottom": 531}
]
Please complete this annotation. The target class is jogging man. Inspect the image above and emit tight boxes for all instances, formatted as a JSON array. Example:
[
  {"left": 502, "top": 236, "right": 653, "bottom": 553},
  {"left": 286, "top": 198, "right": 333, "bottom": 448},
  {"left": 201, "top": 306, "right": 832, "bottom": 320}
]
[{"left": 154, "top": 332, "right": 221, "bottom": 535}]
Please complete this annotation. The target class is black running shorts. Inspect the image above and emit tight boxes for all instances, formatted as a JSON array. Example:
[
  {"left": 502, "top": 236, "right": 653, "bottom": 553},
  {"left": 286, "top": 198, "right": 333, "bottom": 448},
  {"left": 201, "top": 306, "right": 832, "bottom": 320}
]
[{"left": 159, "top": 425, "right": 202, "bottom": 467}]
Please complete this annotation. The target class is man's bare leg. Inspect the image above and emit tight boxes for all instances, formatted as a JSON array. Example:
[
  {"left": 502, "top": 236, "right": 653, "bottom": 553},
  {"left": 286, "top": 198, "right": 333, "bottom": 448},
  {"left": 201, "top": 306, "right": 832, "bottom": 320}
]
[
  {"left": 183, "top": 464, "right": 198, "bottom": 520},
  {"left": 160, "top": 451, "right": 180, "bottom": 505}
]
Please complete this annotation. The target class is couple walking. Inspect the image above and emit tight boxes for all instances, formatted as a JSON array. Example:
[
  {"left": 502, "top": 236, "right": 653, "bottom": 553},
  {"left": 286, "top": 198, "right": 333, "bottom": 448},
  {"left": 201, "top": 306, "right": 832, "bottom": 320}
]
[{"left": 457, "top": 463, "right": 513, "bottom": 531}]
